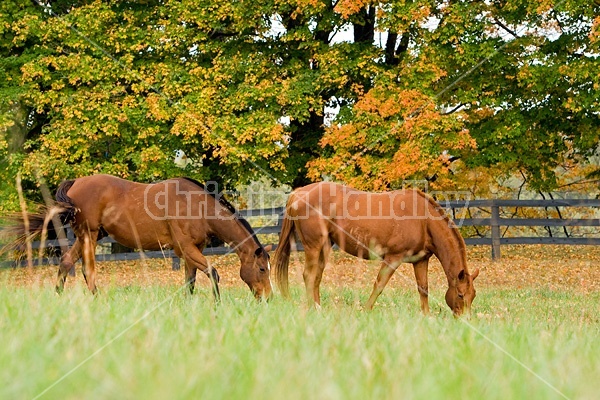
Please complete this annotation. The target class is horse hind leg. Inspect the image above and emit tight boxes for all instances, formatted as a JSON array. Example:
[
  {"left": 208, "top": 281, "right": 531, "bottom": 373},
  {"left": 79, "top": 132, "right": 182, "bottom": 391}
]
[
  {"left": 81, "top": 231, "right": 99, "bottom": 294},
  {"left": 302, "top": 241, "right": 330, "bottom": 307},
  {"left": 302, "top": 248, "right": 319, "bottom": 307},
  {"left": 56, "top": 238, "right": 82, "bottom": 294}
]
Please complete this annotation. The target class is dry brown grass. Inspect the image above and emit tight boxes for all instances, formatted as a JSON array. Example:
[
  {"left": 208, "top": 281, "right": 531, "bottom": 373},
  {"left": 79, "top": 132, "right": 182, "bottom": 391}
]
[{"left": 3, "top": 245, "right": 599, "bottom": 295}]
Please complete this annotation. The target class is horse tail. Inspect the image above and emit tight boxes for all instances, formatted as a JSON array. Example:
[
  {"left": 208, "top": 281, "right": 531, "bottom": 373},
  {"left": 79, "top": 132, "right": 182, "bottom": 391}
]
[
  {"left": 273, "top": 204, "right": 296, "bottom": 299},
  {"left": 1, "top": 180, "right": 78, "bottom": 253},
  {"left": 55, "top": 179, "right": 75, "bottom": 205}
]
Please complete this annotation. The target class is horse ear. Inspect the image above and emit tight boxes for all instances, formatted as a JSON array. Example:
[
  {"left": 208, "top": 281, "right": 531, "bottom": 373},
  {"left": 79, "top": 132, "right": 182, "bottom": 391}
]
[
  {"left": 471, "top": 268, "right": 480, "bottom": 280},
  {"left": 254, "top": 247, "right": 263, "bottom": 257},
  {"left": 263, "top": 244, "right": 273, "bottom": 252},
  {"left": 457, "top": 269, "right": 466, "bottom": 282}
]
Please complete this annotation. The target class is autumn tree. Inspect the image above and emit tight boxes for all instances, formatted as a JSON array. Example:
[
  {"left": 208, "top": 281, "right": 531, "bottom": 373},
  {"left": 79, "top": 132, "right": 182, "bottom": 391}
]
[
  {"left": 1, "top": 0, "right": 599, "bottom": 209},
  {"left": 312, "top": 0, "right": 600, "bottom": 191}
]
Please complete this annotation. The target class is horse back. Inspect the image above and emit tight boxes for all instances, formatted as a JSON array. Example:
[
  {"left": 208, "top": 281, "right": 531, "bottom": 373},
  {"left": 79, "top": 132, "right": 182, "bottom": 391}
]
[
  {"left": 63, "top": 175, "right": 191, "bottom": 249},
  {"left": 287, "top": 182, "right": 434, "bottom": 258}
]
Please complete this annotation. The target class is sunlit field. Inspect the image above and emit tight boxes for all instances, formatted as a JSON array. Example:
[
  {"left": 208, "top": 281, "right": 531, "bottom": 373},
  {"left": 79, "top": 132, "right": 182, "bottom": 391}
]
[{"left": 1, "top": 246, "right": 599, "bottom": 399}]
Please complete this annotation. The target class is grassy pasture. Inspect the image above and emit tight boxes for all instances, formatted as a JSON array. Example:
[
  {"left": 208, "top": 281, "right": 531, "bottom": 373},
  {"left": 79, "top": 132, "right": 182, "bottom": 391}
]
[{"left": 1, "top": 246, "right": 599, "bottom": 400}]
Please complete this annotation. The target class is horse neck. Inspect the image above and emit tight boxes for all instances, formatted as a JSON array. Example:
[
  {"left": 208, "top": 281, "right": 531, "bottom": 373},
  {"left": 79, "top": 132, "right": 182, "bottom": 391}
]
[
  {"left": 429, "top": 217, "right": 468, "bottom": 285},
  {"left": 207, "top": 207, "right": 257, "bottom": 259}
]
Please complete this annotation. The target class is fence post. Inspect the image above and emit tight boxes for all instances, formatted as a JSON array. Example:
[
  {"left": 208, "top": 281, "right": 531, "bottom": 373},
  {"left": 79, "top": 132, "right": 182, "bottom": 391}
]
[
  {"left": 491, "top": 201, "right": 501, "bottom": 260},
  {"left": 171, "top": 256, "right": 180, "bottom": 271}
]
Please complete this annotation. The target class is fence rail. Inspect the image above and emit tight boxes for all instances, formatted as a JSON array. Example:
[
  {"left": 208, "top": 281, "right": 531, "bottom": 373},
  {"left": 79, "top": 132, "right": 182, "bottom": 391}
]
[
  {"left": 2, "top": 198, "right": 599, "bottom": 269},
  {"left": 441, "top": 199, "right": 600, "bottom": 259}
]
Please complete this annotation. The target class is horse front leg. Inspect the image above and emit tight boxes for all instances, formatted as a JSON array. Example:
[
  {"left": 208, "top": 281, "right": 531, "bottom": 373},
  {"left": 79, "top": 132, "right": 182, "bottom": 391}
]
[
  {"left": 364, "top": 256, "right": 399, "bottom": 310},
  {"left": 208, "top": 267, "right": 220, "bottom": 301},
  {"left": 179, "top": 245, "right": 220, "bottom": 302},
  {"left": 173, "top": 245, "right": 196, "bottom": 295},
  {"left": 313, "top": 243, "right": 331, "bottom": 306},
  {"left": 412, "top": 259, "right": 430, "bottom": 315},
  {"left": 56, "top": 238, "right": 82, "bottom": 294},
  {"left": 184, "top": 262, "right": 198, "bottom": 295}
]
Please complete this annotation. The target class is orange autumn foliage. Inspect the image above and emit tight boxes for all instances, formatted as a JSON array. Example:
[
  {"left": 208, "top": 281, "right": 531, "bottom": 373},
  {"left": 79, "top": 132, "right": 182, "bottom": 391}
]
[{"left": 309, "top": 84, "right": 476, "bottom": 191}]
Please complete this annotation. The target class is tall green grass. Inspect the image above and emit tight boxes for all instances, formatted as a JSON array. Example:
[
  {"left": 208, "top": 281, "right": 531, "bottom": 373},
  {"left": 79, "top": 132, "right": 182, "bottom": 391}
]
[{"left": 1, "top": 283, "right": 598, "bottom": 400}]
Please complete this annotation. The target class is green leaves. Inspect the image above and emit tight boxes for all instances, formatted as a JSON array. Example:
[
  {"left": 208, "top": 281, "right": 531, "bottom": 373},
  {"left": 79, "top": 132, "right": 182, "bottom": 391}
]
[{"left": 0, "top": 0, "right": 598, "bottom": 200}]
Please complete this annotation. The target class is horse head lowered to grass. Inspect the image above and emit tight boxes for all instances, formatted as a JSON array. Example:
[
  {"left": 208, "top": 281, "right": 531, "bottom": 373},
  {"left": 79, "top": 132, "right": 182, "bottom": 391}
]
[
  {"left": 5, "top": 174, "right": 272, "bottom": 301},
  {"left": 273, "top": 182, "right": 479, "bottom": 316}
]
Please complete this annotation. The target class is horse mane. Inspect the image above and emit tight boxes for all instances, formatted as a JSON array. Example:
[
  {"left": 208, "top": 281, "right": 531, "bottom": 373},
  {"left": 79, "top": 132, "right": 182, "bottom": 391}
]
[
  {"left": 415, "top": 190, "right": 467, "bottom": 258},
  {"left": 180, "top": 177, "right": 264, "bottom": 251}
]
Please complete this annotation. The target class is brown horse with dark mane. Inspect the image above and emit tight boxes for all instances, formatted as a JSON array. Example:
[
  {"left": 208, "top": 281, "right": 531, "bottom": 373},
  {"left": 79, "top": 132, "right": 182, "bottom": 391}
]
[
  {"left": 274, "top": 182, "right": 479, "bottom": 316},
  {"left": 6, "top": 174, "right": 272, "bottom": 300}
]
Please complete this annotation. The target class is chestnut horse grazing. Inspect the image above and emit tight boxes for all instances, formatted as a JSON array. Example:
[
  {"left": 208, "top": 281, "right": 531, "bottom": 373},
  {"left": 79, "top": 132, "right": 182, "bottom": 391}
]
[
  {"left": 274, "top": 182, "right": 479, "bottom": 316},
  {"left": 7, "top": 174, "right": 272, "bottom": 300}
]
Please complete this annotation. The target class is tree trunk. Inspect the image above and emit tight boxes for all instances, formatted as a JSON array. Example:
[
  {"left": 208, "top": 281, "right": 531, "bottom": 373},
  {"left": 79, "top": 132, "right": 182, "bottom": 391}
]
[{"left": 288, "top": 111, "right": 324, "bottom": 188}]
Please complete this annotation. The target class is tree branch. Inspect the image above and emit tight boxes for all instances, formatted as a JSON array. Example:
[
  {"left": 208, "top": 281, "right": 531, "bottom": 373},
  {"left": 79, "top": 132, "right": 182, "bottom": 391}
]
[
  {"left": 442, "top": 103, "right": 465, "bottom": 115},
  {"left": 493, "top": 18, "right": 519, "bottom": 38},
  {"left": 558, "top": 178, "right": 600, "bottom": 188},
  {"left": 548, "top": 191, "right": 570, "bottom": 238}
]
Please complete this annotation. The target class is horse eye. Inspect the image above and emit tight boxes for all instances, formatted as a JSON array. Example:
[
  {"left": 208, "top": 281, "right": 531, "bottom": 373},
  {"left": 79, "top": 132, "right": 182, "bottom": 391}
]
[{"left": 457, "top": 293, "right": 464, "bottom": 299}]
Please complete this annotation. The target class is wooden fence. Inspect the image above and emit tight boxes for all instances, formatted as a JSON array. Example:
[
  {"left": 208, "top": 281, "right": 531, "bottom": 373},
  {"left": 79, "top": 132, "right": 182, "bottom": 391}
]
[
  {"left": 2, "top": 198, "right": 600, "bottom": 269},
  {"left": 443, "top": 199, "right": 600, "bottom": 259}
]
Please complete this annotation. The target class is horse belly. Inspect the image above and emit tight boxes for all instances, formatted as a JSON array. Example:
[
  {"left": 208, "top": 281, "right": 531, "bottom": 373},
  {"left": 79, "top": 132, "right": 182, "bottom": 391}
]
[
  {"left": 112, "top": 232, "right": 166, "bottom": 251},
  {"left": 100, "top": 206, "right": 171, "bottom": 250},
  {"left": 330, "top": 220, "right": 388, "bottom": 260}
]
